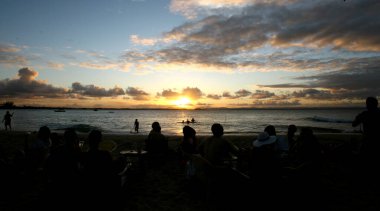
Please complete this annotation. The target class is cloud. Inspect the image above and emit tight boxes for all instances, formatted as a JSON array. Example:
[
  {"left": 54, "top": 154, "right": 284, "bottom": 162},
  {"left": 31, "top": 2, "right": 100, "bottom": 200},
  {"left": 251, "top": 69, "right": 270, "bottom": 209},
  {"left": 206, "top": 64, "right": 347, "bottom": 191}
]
[
  {"left": 78, "top": 62, "right": 118, "bottom": 70},
  {"left": 251, "top": 90, "right": 275, "bottom": 99},
  {"left": 260, "top": 56, "right": 380, "bottom": 100},
  {"left": 157, "top": 89, "right": 181, "bottom": 99},
  {"left": 169, "top": 0, "right": 297, "bottom": 19},
  {"left": 222, "top": 91, "right": 236, "bottom": 99},
  {"left": 0, "top": 44, "right": 22, "bottom": 53},
  {"left": 222, "top": 89, "right": 252, "bottom": 99},
  {"left": 130, "top": 35, "right": 158, "bottom": 46},
  {"left": 125, "top": 87, "right": 150, "bottom": 101},
  {"left": 291, "top": 89, "right": 334, "bottom": 99},
  {"left": 135, "top": 0, "right": 379, "bottom": 72},
  {"left": 156, "top": 87, "right": 204, "bottom": 100},
  {"left": 70, "top": 82, "right": 125, "bottom": 98},
  {"left": 207, "top": 94, "right": 222, "bottom": 100},
  {"left": 0, "top": 53, "right": 28, "bottom": 66},
  {"left": 182, "top": 87, "right": 203, "bottom": 99},
  {"left": 47, "top": 62, "right": 64, "bottom": 70},
  {"left": 251, "top": 99, "right": 301, "bottom": 107},
  {"left": 0, "top": 67, "right": 67, "bottom": 98},
  {"left": 235, "top": 89, "right": 252, "bottom": 97}
]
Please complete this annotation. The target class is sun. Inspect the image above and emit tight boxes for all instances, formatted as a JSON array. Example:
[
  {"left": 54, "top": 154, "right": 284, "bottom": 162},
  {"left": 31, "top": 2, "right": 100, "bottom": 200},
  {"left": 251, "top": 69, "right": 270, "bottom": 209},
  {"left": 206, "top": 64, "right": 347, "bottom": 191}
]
[{"left": 174, "top": 97, "right": 191, "bottom": 108}]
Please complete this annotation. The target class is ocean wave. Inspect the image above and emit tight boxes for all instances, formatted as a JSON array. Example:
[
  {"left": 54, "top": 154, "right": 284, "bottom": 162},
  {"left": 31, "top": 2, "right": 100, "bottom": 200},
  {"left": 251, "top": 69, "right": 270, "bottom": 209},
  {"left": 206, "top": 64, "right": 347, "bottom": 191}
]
[{"left": 309, "top": 116, "right": 352, "bottom": 124}]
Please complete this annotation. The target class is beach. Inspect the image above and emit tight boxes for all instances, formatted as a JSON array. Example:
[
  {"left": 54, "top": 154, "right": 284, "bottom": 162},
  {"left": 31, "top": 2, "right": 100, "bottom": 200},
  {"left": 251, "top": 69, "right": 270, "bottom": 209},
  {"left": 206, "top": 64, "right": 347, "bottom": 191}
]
[{"left": 1, "top": 130, "right": 379, "bottom": 211}]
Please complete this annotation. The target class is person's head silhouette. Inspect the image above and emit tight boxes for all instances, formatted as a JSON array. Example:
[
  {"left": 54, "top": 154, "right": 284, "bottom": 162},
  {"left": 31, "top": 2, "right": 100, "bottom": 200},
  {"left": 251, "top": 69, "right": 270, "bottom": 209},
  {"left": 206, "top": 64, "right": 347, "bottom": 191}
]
[
  {"left": 366, "top": 97, "right": 378, "bottom": 111},
  {"left": 211, "top": 123, "right": 224, "bottom": 137},
  {"left": 152, "top": 122, "right": 161, "bottom": 133},
  {"left": 183, "top": 125, "right": 196, "bottom": 138},
  {"left": 264, "top": 125, "right": 276, "bottom": 136}
]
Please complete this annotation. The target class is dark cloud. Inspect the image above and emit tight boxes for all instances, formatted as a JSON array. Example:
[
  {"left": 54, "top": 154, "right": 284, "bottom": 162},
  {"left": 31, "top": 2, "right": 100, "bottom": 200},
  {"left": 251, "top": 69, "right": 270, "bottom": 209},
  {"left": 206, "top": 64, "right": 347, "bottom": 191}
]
[
  {"left": 291, "top": 89, "right": 334, "bottom": 99},
  {"left": 222, "top": 89, "right": 253, "bottom": 99},
  {"left": 251, "top": 90, "right": 276, "bottom": 99},
  {"left": 125, "top": 87, "right": 150, "bottom": 101},
  {"left": 251, "top": 100, "right": 301, "bottom": 107},
  {"left": 70, "top": 82, "right": 125, "bottom": 98},
  {"left": 0, "top": 67, "right": 67, "bottom": 98},
  {"left": 222, "top": 91, "right": 235, "bottom": 99},
  {"left": 235, "top": 89, "right": 252, "bottom": 97},
  {"left": 260, "top": 57, "right": 380, "bottom": 100},
  {"left": 156, "top": 89, "right": 180, "bottom": 99},
  {"left": 206, "top": 94, "right": 222, "bottom": 100},
  {"left": 138, "top": 0, "right": 380, "bottom": 69},
  {"left": 258, "top": 83, "right": 311, "bottom": 88}
]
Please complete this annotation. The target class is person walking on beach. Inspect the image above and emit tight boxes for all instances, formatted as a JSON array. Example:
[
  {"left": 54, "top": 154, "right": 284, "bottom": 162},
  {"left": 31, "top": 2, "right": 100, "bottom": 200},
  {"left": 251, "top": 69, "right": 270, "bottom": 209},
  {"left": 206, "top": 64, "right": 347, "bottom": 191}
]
[
  {"left": 2, "top": 110, "right": 14, "bottom": 131},
  {"left": 134, "top": 119, "right": 139, "bottom": 133}
]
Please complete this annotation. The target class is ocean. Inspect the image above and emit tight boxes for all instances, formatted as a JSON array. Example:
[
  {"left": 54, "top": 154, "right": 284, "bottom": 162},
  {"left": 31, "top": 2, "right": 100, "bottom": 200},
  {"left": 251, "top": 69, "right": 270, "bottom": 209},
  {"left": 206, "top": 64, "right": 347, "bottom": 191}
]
[{"left": 2, "top": 108, "right": 363, "bottom": 136}]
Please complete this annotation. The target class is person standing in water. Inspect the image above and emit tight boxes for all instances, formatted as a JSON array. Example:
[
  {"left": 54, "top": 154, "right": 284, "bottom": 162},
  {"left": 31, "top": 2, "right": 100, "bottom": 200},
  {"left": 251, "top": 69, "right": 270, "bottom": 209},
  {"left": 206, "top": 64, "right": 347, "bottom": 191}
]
[
  {"left": 134, "top": 119, "right": 139, "bottom": 133},
  {"left": 2, "top": 111, "right": 14, "bottom": 131}
]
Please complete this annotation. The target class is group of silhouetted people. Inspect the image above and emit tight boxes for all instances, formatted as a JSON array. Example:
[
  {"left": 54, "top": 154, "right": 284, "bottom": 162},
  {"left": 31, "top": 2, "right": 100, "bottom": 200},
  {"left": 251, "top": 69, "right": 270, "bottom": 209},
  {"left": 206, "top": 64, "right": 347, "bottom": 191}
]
[
  {"left": 23, "top": 127, "right": 123, "bottom": 210},
  {"left": 1, "top": 96, "right": 379, "bottom": 210}
]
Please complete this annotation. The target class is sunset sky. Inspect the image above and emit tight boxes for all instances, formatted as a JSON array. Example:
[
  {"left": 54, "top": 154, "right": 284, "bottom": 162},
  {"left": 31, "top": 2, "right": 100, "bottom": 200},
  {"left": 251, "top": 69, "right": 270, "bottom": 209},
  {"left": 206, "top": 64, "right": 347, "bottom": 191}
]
[{"left": 0, "top": 0, "right": 379, "bottom": 109}]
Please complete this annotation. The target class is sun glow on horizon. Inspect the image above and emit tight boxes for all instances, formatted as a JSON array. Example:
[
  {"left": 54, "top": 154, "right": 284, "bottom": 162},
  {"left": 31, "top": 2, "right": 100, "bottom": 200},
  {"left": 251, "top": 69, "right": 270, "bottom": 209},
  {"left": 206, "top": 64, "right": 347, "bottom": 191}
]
[{"left": 173, "top": 97, "right": 192, "bottom": 108}]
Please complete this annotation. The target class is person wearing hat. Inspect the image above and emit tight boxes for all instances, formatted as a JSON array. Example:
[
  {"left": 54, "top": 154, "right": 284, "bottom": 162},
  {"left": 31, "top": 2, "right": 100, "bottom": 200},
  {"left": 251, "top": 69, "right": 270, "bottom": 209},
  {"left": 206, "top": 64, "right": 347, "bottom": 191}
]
[
  {"left": 252, "top": 131, "right": 277, "bottom": 148},
  {"left": 250, "top": 131, "right": 281, "bottom": 190}
]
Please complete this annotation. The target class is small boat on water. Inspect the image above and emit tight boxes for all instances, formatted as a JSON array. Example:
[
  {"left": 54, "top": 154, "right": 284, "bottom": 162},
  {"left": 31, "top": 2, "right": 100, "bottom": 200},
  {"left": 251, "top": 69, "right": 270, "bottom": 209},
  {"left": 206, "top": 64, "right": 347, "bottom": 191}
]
[{"left": 54, "top": 108, "right": 66, "bottom": 112}]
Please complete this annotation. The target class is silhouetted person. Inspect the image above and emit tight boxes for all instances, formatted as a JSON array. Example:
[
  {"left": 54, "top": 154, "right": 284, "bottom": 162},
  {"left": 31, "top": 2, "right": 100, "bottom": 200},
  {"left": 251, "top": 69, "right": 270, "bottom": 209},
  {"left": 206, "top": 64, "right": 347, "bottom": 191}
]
[
  {"left": 186, "top": 119, "right": 190, "bottom": 124},
  {"left": 352, "top": 97, "right": 380, "bottom": 156},
  {"left": 134, "top": 119, "right": 139, "bottom": 133},
  {"left": 145, "top": 122, "right": 168, "bottom": 155},
  {"left": 29, "top": 126, "right": 51, "bottom": 171},
  {"left": 49, "top": 132, "right": 62, "bottom": 151},
  {"left": 352, "top": 97, "right": 380, "bottom": 187},
  {"left": 179, "top": 126, "right": 198, "bottom": 178},
  {"left": 191, "top": 118, "right": 195, "bottom": 123},
  {"left": 291, "top": 127, "right": 324, "bottom": 208},
  {"left": 179, "top": 126, "right": 198, "bottom": 164},
  {"left": 264, "top": 125, "right": 276, "bottom": 136},
  {"left": 2, "top": 111, "right": 14, "bottom": 131},
  {"left": 82, "top": 130, "right": 120, "bottom": 210},
  {"left": 45, "top": 129, "right": 83, "bottom": 209},
  {"left": 250, "top": 131, "right": 281, "bottom": 208},
  {"left": 198, "top": 123, "right": 239, "bottom": 166},
  {"left": 277, "top": 124, "right": 298, "bottom": 158}
]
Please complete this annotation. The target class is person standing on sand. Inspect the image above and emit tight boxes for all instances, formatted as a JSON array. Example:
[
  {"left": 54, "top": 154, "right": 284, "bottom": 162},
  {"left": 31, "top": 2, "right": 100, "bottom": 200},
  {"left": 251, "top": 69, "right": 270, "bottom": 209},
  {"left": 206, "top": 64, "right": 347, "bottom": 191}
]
[
  {"left": 353, "top": 97, "right": 380, "bottom": 147},
  {"left": 352, "top": 97, "right": 380, "bottom": 168},
  {"left": 2, "top": 111, "right": 14, "bottom": 131},
  {"left": 134, "top": 119, "right": 139, "bottom": 133}
]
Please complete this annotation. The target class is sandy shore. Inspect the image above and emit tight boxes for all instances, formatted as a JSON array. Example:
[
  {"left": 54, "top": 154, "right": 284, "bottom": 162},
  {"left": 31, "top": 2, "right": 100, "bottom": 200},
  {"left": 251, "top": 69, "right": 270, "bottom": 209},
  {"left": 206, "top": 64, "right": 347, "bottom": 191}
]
[{"left": 1, "top": 130, "right": 377, "bottom": 211}]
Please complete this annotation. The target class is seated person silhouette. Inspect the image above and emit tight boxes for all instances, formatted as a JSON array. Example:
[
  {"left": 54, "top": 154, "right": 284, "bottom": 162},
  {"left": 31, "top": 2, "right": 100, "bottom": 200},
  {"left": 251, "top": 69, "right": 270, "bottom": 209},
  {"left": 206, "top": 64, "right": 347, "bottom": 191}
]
[
  {"left": 198, "top": 123, "right": 239, "bottom": 166},
  {"left": 145, "top": 122, "right": 168, "bottom": 155},
  {"left": 81, "top": 130, "right": 120, "bottom": 210}
]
